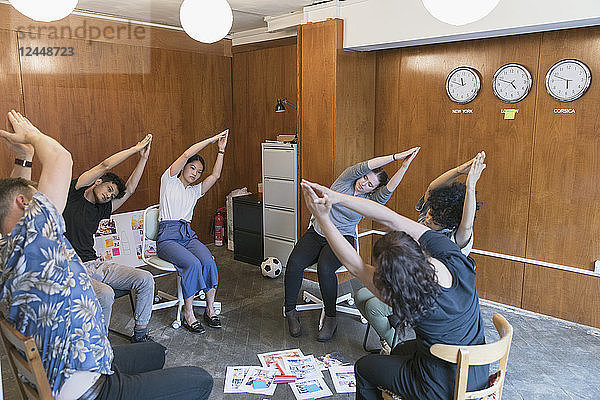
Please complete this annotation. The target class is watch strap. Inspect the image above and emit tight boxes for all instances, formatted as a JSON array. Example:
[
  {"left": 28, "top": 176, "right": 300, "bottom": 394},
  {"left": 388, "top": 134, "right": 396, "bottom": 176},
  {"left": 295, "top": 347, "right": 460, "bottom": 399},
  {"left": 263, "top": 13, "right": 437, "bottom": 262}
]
[{"left": 15, "top": 158, "right": 32, "bottom": 168}]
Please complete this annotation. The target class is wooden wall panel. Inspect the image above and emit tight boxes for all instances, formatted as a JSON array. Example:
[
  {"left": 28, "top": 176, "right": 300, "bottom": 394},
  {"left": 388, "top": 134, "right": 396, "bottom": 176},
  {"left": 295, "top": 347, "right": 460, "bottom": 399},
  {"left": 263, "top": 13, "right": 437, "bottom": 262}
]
[
  {"left": 299, "top": 20, "right": 340, "bottom": 229},
  {"left": 523, "top": 265, "right": 600, "bottom": 327},
  {"left": 17, "top": 34, "right": 232, "bottom": 243},
  {"left": 0, "top": 29, "right": 25, "bottom": 178},
  {"left": 473, "top": 256, "right": 524, "bottom": 308},
  {"left": 527, "top": 27, "right": 600, "bottom": 270},
  {"left": 373, "top": 27, "right": 600, "bottom": 327},
  {"left": 232, "top": 41, "right": 297, "bottom": 193},
  {"left": 374, "top": 50, "right": 402, "bottom": 213}
]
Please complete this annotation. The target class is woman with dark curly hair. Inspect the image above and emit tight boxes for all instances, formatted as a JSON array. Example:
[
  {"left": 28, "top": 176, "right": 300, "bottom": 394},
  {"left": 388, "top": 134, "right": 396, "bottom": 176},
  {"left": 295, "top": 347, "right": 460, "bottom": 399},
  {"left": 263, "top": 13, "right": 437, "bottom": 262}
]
[
  {"left": 300, "top": 152, "right": 488, "bottom": 400},
  {"left": 356, "top": 152, "right": 485, "bottom": 352}
]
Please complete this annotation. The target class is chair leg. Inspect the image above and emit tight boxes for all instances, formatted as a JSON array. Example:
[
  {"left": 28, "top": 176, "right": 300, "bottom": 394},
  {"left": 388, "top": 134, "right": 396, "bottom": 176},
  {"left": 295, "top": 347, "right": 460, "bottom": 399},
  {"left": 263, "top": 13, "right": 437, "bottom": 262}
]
[
  {"left": 128, "top": 292, "right": 135, "bottom": 314},
  {"left": 362, "top": 323, "right": 382, "bottom": 354},
  {"left": 172, "top": 275, "right": 184, "bottom": 329}
]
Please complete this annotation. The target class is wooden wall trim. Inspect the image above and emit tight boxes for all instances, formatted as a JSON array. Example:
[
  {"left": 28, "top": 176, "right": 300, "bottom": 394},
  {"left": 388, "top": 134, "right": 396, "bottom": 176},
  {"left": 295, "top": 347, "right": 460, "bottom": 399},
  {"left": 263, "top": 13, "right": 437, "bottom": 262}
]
[
  {"left": 232, "top": 37, "right": 297, "bottom": 54},
  {"left": 0, "top": 3, "right": 231, "bottom": 56}
]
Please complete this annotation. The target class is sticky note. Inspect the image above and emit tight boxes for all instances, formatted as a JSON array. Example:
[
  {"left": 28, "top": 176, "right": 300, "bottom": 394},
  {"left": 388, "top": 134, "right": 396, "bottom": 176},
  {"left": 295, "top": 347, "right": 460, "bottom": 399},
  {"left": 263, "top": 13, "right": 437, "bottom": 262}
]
[
  {"left": 503, "top": 109, "right": 517, "bottom": 120},
  {"left": 112, "top": 248, "right": 120, "bottom": 256},
  {"left": 105, "top": 238, "right": 114, "bottom": 247}
]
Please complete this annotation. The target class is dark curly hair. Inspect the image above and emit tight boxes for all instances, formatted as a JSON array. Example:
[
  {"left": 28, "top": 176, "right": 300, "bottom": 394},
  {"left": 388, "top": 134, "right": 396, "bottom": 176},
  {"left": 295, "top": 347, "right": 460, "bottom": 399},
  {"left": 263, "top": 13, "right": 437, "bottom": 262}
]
[
  {"left": 427, "top": 182, "right": 480, "bottom": 230},
  {"left": 100, "top": 172, "right": 126, "bottom": 199},
  {"left": 372, "top": 231, "right": 440, "bottom": 334}
]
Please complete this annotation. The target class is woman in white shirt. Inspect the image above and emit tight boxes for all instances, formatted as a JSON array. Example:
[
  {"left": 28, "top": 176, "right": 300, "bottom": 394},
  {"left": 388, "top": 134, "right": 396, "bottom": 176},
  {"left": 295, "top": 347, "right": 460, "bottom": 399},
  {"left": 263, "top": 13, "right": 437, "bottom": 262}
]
[{"left": 157, "top": 130, "right": 228, "bottom": 333}]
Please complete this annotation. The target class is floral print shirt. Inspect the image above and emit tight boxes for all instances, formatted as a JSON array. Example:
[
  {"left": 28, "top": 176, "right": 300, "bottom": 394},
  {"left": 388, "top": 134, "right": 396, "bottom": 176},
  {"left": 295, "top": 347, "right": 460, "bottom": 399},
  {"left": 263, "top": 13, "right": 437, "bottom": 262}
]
[{"left": 0, "top": 192, "right": 113, "bottom": 397}]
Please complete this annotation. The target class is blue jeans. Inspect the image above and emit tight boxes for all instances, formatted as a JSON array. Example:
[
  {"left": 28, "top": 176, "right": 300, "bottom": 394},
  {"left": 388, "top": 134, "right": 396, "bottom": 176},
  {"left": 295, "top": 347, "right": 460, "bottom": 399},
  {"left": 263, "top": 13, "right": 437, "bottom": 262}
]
[{"left": 97, "top": 342, "right": 213, "bottom": 400}]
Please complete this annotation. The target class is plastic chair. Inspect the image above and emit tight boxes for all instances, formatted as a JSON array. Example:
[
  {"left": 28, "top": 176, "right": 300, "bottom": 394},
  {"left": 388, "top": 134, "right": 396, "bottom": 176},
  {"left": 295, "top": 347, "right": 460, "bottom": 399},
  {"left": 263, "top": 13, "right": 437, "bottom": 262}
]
[
  {"left": 142, "top": 204, "right": 221, "bottom": 329},
  {"left": 0, "top": 316, "right": 52, "bottom": 400},
  {"left": 291, "top": 226, "right": 368, "bottom": 329},
  {"left": 381, "top": 313, "right": 513, "bottom": 400}
]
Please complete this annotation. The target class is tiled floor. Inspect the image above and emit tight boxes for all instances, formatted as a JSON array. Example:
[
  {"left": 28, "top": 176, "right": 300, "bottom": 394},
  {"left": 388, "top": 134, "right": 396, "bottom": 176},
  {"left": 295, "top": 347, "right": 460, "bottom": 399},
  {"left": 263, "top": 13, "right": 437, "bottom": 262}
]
[{"left": 2, "top": 245, "right": 599, "bottom": 399}]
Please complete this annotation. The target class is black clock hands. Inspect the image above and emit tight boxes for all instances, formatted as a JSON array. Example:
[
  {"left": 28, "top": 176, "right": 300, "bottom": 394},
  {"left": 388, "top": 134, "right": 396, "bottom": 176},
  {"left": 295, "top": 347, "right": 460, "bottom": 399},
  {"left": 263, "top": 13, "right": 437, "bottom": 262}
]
[
  {"left": 498, "top": 78, "right": 517, "bottom": 90},
  {"left": 555, "top": 75, "right": 572, "bottom": 89}
]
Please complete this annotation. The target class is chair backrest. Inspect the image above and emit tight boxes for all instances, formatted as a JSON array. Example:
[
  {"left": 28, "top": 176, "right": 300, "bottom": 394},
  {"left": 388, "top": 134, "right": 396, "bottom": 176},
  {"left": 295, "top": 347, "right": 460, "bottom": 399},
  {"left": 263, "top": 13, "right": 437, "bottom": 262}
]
[
  {"left": 143, "top": 204, "right": 160, "bottom": 241},
  {"left": 0, "top": 317, "right": 53, "bottom": 400},
  {"left": 141, "top": 204, "right": 160, "bottom": 265},
  {"left": 430, "top": 313, "right": 513, "bottom": 400}
]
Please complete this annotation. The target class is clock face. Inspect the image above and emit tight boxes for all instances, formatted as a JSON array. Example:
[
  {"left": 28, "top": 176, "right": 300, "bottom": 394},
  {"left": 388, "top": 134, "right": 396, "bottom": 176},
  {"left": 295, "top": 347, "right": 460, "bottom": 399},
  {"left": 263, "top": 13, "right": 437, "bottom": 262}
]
[
  {"left": 446, "top": 67, "right": 481, "bottom": 104},
  {"left": 545, "top": 59, "right": 591, "bottom": 102},
  {"left": 492, "top": 63, "right": 532, "bottom": 103}
]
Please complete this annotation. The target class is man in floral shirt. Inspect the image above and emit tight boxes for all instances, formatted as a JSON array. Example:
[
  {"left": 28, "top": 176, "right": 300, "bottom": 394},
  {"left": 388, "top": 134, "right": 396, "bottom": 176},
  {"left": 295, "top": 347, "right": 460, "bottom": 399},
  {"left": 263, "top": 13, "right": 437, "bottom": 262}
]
[{"left": 0, "top": 110, "right": 212, "bottom": 400}]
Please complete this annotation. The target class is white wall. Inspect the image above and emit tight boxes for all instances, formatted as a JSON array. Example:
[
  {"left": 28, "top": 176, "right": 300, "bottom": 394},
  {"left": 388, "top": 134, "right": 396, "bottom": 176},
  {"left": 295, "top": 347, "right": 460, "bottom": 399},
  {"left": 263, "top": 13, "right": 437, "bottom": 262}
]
[{"left": 304, "top": 0, "right": 600, "bottom": 50}]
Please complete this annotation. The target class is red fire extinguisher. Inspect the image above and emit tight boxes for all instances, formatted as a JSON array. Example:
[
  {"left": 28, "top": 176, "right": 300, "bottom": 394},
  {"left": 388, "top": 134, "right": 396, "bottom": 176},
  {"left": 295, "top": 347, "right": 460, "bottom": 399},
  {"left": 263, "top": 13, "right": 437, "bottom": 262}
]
[{"left": 214, "top": 207, "right": 226, "bottom": 246}]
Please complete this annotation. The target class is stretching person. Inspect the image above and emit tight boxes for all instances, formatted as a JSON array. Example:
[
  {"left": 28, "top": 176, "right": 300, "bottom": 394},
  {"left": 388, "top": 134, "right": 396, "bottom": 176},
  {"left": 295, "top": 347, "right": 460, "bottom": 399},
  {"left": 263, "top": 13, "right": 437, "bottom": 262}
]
[
  {"left": 157, "top": 129, "right": 228, "bottom": 334},
  {"left": 62, "top": 134, "right": 156, "bottom": 343},
  {"left": 301, "top": 154, "right": 487, "bottom": 400},
  {"left": 285, "top": 147, "right": 420, "bottom": 341},
  {"left": 0, "top": 110, "right": 213, "bottom": 400},
  {"left": 356, "top": 152, "right": 485, "bottom": 353}
]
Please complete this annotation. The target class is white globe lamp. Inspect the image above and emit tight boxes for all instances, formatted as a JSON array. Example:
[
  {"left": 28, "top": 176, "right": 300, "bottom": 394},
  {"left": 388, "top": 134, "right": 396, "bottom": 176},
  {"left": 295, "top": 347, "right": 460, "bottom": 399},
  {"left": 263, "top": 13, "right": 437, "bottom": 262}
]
[
  {"left": 180, "top": 0, "right": 233, "bottom": 43},
  {"left": 10, "top": 0, "right": 78, "bottom": 22},
  {"left": 421, "top": 0, "right": 500, "bottom": 26}
]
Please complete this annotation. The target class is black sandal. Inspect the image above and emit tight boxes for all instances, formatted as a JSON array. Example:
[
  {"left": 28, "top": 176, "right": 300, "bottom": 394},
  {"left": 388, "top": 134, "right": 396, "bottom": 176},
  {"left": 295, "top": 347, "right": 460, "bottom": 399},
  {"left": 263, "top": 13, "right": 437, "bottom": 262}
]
[
  {"left": 182, "top": 318, "right": 206, "bottom": 334},
  {"left": 203, "top": 311, "right": 222, "bottom": 329}
]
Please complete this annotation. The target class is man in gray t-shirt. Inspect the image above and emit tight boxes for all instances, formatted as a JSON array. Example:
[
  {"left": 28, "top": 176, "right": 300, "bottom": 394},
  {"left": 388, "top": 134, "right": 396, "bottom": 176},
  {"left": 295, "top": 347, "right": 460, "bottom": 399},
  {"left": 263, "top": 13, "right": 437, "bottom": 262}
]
[{"left": 284, "top": 147, "right": 420, "bottom": 342}]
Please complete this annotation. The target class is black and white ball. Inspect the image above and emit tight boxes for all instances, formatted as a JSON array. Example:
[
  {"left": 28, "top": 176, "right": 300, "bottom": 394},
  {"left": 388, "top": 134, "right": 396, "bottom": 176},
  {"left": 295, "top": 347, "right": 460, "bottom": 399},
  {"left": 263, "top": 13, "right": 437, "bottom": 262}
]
[{"left": 261, "top": 257, "right": 282, "bottom": 278}]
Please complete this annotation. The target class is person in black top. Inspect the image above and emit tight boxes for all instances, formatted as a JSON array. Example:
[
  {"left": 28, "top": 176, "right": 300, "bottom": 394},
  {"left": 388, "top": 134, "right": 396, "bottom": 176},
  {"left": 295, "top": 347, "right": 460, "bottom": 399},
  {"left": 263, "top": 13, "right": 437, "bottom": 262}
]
[
  {"left": 300, "top": 153, "right": 488, "bottom": 400},
  {"left": 63, "top": 134, "right": 156, "bottom": 343}
]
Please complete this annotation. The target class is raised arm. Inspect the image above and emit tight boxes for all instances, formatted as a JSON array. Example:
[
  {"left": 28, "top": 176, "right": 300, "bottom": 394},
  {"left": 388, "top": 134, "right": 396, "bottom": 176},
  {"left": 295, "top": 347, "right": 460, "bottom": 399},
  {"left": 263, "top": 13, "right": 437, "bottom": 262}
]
[
  {"left": 200, "top": 131, "right": 228, "bottom": 194},
  {"left": 2, "top": 112, "right": 34, "bottom": 180},
  {"left": 301, "top": 182, "right": 381, "bottom": 297},
  {"left": 385, "top": 147, "right": 420, "bottom": 192},
  {"left": 423, "top": 155, "right": 475, "bottom": 202},
  {"left": 0, "top": 110, "right": 72, "bottom": 212},
  {"left": 76, "top": 134, "right": 152, "bottom": 190},
  {"left": 455, "top": 151, "right": 485, "bottom": 248},
  {"left": 111, "top": 137, "right": 152, "bottom": 211},
  {"left": 367, "top": 147, "right": 420, "bottom": 170},
  {"left": 169, "top": 129, "right": 228, "bottom": 177},
  {"left": 303, "top": 179, "right": 430, "bottom": 241}
]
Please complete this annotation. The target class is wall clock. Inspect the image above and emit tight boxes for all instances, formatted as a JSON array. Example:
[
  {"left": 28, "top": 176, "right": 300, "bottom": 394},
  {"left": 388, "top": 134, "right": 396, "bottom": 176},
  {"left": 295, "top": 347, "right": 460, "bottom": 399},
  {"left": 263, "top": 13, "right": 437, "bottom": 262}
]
[
  {"left": 492, "top": 63, "right": 532, "bottom": 103},
  {"left": 545, "top": 59, "right": 591, "bottom": 102},
  {"left": 446, "top": 66, "right": 481, "bottom": 104}
]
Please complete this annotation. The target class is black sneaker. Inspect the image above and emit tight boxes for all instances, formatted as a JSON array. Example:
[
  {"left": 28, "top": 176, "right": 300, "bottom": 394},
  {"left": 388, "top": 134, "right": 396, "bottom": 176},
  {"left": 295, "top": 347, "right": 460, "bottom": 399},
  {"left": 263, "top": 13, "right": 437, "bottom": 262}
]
[
  {"left": 203, "top": 311, "right": 222, "bottom": 329},
  {"left": 131, "top": 333, "right": 155, "bottom": 343}
]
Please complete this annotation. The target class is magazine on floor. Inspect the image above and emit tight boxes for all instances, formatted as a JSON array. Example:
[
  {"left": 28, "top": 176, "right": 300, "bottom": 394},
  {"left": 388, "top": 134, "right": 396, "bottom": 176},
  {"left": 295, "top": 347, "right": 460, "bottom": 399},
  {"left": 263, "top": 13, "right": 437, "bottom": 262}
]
[
  {"left": 224, "top": 366, "right": 252, "bottom": 393},
  {"left": 282, "top": 355, "right": 323, "bottom": 380},
  {"left": 239, "top": 366, "right": 278, "bottom": 395},
  {"left": 257, "top": 348, "right": 305, "bottom": 371},
  {"left": 329, "top": 365, "right": 356, "bottom": 393},
  {"left": 315, "top": 352, "right": 351, "bottom": 371},
  {"left": 289, "top": 376, "right": 333, "bottom": 400}
]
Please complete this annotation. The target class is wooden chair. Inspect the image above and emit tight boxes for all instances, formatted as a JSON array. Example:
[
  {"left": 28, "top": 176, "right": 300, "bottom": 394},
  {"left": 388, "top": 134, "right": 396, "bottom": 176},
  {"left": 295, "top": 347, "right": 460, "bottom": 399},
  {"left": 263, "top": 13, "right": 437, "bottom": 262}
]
[
  {"left": 381, "top": 313, "right": 513, "bottom": 400},
  {"left": 0, "top": 317, "right": 52, "bottom": 400}
]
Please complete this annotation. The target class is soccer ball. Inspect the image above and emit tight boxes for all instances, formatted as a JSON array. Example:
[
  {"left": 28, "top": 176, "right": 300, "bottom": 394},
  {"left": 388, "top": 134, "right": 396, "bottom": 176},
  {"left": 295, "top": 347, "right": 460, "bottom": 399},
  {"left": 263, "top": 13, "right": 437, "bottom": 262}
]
[{"left": 261, "top": 257, "right": 282, "bottom": 278}]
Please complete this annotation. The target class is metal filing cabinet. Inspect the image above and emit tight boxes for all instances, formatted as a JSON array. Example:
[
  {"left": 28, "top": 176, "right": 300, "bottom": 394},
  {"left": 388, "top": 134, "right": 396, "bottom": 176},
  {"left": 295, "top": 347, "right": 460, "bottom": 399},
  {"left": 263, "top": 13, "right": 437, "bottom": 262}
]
[
  {"left": 233, "top": 194, "right": 263, "bottom": 266},
  {"left": 262, "top": 142, "right": 297, "bottom": 267}
]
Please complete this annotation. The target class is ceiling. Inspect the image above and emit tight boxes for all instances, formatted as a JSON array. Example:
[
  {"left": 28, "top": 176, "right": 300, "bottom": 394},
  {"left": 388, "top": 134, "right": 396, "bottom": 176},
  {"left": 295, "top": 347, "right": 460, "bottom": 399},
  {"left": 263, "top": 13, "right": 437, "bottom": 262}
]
[{"left": 75, "top": 0, "right": 323, "bottom": 33}]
